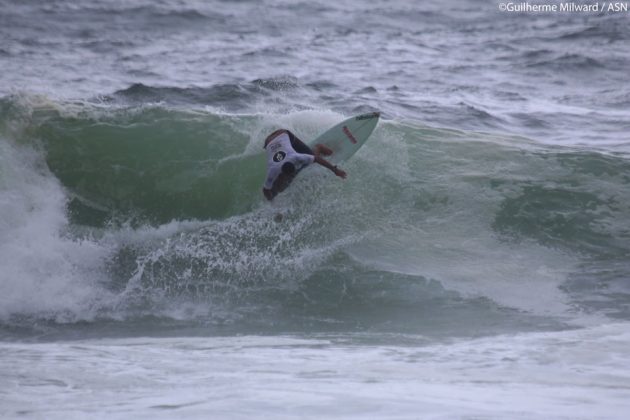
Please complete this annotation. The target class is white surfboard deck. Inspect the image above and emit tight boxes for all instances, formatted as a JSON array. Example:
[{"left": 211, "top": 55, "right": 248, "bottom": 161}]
[{"left": 307, "top": 112, "right": 380, "bottom": 164}]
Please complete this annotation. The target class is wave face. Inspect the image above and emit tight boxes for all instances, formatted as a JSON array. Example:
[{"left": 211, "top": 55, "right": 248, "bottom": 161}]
[{"left": 1, "top": 96, "right": 629, "bottom": 339}]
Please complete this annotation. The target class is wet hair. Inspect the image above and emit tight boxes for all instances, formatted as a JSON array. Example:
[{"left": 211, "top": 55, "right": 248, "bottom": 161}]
[{"left": 281, "top": 162, "right": 296, "bottom": 175}]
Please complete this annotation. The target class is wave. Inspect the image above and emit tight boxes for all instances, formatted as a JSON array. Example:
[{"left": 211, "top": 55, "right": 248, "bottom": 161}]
[
  {"left": 1, "top": 95, "right": 629, "bottom": 335},
  {"left": 111, "top": 79, "right": 301, "bottom": 108},
  {"left": 524, "top": 53, "right": 605, "bottom": 71},
  {"left": 556, "top": 20, "right": 630, "bottom": 42}
]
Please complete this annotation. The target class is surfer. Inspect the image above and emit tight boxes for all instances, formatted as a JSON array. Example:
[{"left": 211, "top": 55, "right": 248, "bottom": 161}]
[{"left": 262, "top": 129, "right": 347, "bottom": 201}]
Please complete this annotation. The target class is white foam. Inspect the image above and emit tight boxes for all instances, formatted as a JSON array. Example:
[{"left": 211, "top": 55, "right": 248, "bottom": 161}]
[
  {"left": 0, "top": 139, "right": 112, "bottom": 321},
  {"left": 1, "top": 323, "right": 628, "bottom": 419}
]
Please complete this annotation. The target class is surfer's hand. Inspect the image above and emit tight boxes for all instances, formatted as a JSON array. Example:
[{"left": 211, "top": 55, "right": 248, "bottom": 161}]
[{"left": 334, "top": 167, "right": 347, "bottom": 179}]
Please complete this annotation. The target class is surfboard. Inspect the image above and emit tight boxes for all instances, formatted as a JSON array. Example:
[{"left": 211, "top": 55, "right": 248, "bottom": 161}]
[{"left": 307, "top": 112, "right": 380, "bottom": 164}]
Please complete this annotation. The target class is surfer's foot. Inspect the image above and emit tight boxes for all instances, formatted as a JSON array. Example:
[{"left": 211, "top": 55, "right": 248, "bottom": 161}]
[{"left": 315, "top": 144, "right": 333, "bottom": 156}]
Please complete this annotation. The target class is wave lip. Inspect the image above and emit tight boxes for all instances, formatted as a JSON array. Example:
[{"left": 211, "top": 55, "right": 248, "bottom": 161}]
[{"left": 112, "top": 80, "right": 300, "bottom": 108}]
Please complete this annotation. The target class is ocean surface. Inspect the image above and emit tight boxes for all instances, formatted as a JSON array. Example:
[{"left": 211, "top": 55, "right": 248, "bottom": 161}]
[{"left": 1, "top": 0, "right": 630, "bottom": 418}]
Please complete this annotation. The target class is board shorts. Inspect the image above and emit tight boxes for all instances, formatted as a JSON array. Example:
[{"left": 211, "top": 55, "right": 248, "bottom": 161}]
[{"left": 286, "top": 131, "right": 313, "bottom": 155}]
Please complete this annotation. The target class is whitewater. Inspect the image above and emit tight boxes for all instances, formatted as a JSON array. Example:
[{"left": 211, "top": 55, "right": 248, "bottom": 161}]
[{"left": 1, "top": 1, "right": 630, "bottom": 418}]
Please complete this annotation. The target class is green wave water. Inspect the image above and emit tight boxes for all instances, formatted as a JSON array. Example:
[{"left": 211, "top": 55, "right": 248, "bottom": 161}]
[{"left": 1, "top": 96, "right": 629, "bottom": 338}]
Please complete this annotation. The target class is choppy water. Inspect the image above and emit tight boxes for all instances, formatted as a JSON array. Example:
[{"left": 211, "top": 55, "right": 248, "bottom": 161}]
[{"left": 1, "top": 1, "right": 630, "bottom": 418}]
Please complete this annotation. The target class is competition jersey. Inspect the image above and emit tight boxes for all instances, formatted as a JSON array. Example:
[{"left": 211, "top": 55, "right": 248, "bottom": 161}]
[{"left": 263, "top": 132, "right": 315, "bottom": 189}]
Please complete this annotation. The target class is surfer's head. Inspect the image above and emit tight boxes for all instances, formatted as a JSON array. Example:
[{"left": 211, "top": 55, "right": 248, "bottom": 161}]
[{"left": 281, "top": 162, "right": 296, "bottom": 175}]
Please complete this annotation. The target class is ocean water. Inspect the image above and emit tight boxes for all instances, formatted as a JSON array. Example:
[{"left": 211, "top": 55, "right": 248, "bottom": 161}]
[{"left": 1, "top": 0, "right": 630, "bottom": 418}]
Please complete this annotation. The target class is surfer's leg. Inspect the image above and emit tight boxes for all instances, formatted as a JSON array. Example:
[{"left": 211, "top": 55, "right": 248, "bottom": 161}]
[
  {"left": 287, "top": 131, "right": 315, "bottom": 155},
  {"left": 313, "top": 144, "right": 333, "bottom": 157}
]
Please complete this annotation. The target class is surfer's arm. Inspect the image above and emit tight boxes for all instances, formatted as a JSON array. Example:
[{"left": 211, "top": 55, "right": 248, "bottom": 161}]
[
  {"left": 262, "top": 188, "right": 274, "bottom": 201},
  {"left": 262, "top": 175, "right": 276, "bottom": 201},
  {"left": 314, "top": 156, "right": 346, "bottom": 179},
  {"left": 287, "top": 132, "right": 344, "bottom": 178}
]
